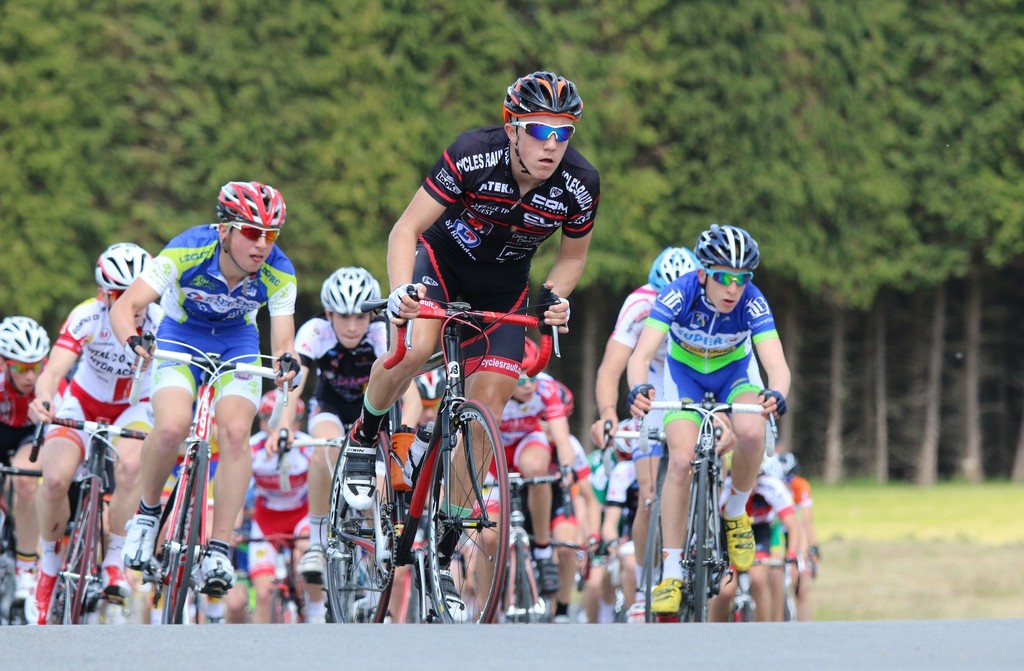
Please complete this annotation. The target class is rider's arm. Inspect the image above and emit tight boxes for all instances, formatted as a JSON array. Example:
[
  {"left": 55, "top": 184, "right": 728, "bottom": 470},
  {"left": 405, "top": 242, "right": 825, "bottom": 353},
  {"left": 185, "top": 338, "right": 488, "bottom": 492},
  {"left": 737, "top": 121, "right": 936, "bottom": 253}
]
[
  {"left": 29, "top": 345, "right": 78, "bottom": 421},
  {"left": 546, "top": 416, "right": 577, "bottom": 480},
  {"left": 626, "top": 324, "right": 665, "bottom": 391},
  {"left": 600, "top": 504, "right": 623, "bottom": 547},
  {"left": 590, "top": 339, "right": 631, "bottom": 445},
  {"left": 542, "top": 232, "right": 592, "bottom": 298},
  {"left": 576, "top": 476, "right": 601, "bottom": 542},
  {"left": 110, "top": 279, "right": 161, "bottom": 348},
  {"left": 386, "top": 187, "right": 444, "bottom": 289},
  {"left": 754, "top": 337, "right": 791, "bottom": 401}
]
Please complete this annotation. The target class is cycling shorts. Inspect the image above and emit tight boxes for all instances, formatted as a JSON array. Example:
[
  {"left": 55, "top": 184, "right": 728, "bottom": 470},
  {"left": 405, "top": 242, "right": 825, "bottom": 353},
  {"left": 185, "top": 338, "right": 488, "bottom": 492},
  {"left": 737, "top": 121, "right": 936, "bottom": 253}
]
[
  {"left": 413, "top": 238, "right": 531, "bottom": 380},
  {"left": 663, "top": 355, "right": 764, "bottom": 426},
  {"left": 152, "top": 320, "right": 262, "bottom": 407}
]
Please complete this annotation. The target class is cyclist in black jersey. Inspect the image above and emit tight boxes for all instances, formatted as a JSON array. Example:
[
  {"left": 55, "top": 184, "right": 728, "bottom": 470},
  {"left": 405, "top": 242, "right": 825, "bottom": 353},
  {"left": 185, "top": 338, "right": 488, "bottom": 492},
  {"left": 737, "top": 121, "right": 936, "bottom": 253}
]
[{"left": 341, "top": 70, "right": 600, "bottom": 615}]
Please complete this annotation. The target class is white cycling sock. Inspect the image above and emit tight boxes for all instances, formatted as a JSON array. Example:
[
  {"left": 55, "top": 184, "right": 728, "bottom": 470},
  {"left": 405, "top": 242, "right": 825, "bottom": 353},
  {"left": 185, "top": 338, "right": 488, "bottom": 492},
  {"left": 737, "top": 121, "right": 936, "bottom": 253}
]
[
  {"left": 662, "top": 548, "right": 683, "bottom": 580},
  {"left": 723, "top": 486, "right": 752, "bottom": 519},
  {"left": 40, "top": 541, "right": 61, "bottom": 576},
  {"left": 304, "top": 599, "right": 326, "bottom": 620},
  {"left": 308, "top": 515, "right": 327, "bottom": 549},
  {"left": 103, "top": 533, "right": 126, "bottom": 567}
]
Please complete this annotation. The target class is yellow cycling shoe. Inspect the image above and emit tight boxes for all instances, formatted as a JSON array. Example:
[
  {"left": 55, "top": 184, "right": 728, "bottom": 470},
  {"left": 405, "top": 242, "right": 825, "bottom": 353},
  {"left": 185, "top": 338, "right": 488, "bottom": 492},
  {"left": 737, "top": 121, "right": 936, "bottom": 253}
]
[
  {"left": 724, "top": 513, "right": 756, "bottom": 572},
  {"left": 651, "top": 578, "right": 684, "bottom": 615}
]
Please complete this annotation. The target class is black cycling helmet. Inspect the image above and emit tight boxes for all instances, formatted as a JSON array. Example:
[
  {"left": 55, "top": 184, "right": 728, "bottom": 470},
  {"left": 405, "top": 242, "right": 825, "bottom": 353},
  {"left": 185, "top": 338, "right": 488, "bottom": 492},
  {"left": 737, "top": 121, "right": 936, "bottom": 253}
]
[
  {"left": 694, "top": 224, "right": 760, "bottom": 270},
  {"left": 503, "top": 71, "right": 583, "bottom": 122}
]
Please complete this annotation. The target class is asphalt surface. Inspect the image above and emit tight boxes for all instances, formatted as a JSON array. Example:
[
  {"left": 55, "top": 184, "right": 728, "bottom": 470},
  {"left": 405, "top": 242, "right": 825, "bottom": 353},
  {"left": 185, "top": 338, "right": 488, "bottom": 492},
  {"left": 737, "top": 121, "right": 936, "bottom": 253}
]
[{"left": 2, "top": 619, "right": 1022, "bottom": 671}]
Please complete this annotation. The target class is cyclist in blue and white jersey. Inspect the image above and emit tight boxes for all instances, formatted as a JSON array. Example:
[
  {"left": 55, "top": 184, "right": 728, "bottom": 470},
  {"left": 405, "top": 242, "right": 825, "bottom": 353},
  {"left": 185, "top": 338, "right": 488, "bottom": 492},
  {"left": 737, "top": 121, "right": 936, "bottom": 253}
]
[
  {"left": 589, "top": 246, "right": 699, "bottom": 593},
  {"left": 111, "top": 181, "right": 299, "bottom": 597},
  {"left": 627, "top": 224, "right": 790, "bottom": 616},
  {"left": 341, "top": 71, "right": 599, "bottom": 617}
]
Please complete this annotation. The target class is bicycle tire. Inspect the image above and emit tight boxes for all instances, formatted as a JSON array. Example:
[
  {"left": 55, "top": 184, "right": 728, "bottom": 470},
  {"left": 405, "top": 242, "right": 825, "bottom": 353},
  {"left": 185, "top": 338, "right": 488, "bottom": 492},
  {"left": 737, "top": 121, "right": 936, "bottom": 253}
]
[
  {"left": 325, "top": 435, "right": 394, "bottom": 624},
  {"left": 56, "top": 481, "right": 102, "bottom": 624},
  {"left": 270, "top": 588, "right": 298, "bottom": 624},
  {"left": 426, "top": 400, "right": 509, "bottom": 624},
  {"left": 684, "top": 457, "right": 712, "bottom": 623},
  {"left": 162, "top": 442, "right": 208, "bottom": 624},
  {"left": 642, "top": 495, "right": 663, "bottom": 623}
]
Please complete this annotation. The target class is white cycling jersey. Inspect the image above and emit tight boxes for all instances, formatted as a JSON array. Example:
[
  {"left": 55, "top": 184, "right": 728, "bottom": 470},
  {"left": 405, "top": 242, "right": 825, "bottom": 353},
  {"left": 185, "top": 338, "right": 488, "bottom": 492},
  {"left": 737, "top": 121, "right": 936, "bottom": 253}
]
[
  {"left": 610, "top": 284, "right": 670, "bottom": 427},
  {"left": 250, "top": 429, "right": 312, "bottom": 511},
  {"left": 54, "top": 295, "right": 164, "bottom": 404},
  {"left": 606, "top": 459, "right": 637, "bottom": 506},
  {"left": 721, "top": 472, "right": 795, "bottom": 525}
]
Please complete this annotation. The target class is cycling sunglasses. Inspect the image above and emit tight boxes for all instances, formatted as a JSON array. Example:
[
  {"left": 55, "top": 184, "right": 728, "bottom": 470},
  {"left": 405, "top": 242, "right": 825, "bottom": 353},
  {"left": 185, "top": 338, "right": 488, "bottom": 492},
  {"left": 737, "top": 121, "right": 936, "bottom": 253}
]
[
  {"left": 106, "top": 289, "right": 126, "bottom": 301},
  {"left": 707, "top": 270, "right": 754, "bottom": 287},
  {"left": 510, "top": 121, "right": 576, "bottom": 143},
  {"left": 517, "top": 375, "right": 538, "bottom": 386},
  {"left": 230, "top": 222, "right": 280, "bottom": 243},
  {"left": 8, "top": 360, "right": 44, "bottom": 375}
]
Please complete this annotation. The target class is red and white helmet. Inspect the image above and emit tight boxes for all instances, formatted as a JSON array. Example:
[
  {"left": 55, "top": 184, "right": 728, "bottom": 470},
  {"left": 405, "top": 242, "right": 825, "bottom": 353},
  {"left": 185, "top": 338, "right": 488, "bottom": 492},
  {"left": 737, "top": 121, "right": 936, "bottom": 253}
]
[
  {"left": 216, "top": 181, "right": 287, "bottom": 229},
  {"left": 258, "top": 389, "right": 305, "bottom": 419},
  {"left": 95, "top": 242, "right": 152, "bottom": 291}
]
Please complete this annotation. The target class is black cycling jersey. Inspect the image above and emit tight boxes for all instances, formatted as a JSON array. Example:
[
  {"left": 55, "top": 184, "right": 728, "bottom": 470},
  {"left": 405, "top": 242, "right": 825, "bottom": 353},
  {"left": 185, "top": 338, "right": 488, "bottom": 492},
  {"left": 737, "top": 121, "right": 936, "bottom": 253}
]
[{"left": 421, "top": 126, "right": 600, "bottom": 266}]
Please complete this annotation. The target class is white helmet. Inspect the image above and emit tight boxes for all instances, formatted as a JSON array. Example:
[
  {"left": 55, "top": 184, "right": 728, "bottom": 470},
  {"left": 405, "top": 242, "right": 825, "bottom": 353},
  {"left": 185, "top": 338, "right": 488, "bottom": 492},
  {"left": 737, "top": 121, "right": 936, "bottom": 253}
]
[
  {"left": 95, "top": 242, "right": 153, "bottom": 291},
  {"left": 0, "top": 316, "right": 50, "bottom": 362},
  {"left": 648, "top": 246, "right": 701, "bottom": 291},
  {"left": 321, "top": 267, "right": 381, "bottom": 315}
]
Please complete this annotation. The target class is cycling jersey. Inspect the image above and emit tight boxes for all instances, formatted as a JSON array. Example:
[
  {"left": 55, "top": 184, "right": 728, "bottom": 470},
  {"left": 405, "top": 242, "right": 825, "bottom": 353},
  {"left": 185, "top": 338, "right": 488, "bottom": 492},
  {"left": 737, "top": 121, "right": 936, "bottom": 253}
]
[
  {"left": 54, "top": 295, "right": 163, "bottom": 405},
  {"left": 0, "top": 371, "right": 33, "bottom": 429},
  {"left": 421, "top": 126, "right": 600, "bottom": 266},
  {"left": 722, "top": 473, "right": 795, "bottom": 525},
  {"left": 610, "top": 283, "right": 669, "bottom": 386},
  {"left": 140, "top": 224, "right": 297, "bottom": 328},
  {"left": 296, "top": 317, "right": 387, "bottom": 425},
  {"left": 788, "top": 475, "right": 813, "bottom": 509},
  {"left": 646, "top": 273, "right": 778, "bottom": 375},
  {"left": 250, "top": 430, "right": 312, "bottom": 512},
  {"left": 500, "top": 382, "right": 569, "bottom": 446},
  {"left": 536, "top": 373, "right": 574, "bottom": 416}
]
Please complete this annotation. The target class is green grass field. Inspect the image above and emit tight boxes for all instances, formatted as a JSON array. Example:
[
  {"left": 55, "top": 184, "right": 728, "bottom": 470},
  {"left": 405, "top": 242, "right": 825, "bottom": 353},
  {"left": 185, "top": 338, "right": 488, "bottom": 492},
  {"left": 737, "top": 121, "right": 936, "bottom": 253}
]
[{"left": 809, "top": 481, "right": 1024, "bottom": 621}]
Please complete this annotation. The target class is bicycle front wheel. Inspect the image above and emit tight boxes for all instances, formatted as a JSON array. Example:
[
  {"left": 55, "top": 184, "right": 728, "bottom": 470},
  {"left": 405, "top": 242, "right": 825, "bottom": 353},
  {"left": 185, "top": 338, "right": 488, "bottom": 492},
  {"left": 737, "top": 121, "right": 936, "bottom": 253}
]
[
  {"left": 642, "top": 495, "right": 663, "bottom": 623},
  {"left": 162, "top": 443, "right": 208, "bottom": 624},
  {"left": 426, "top": 400, "right": 509, "bottom": 624},
  {"left": 55, "top": 481, "right": 102, "bottom": 624},
  {"left": 683, "top": 458, "right": 712, "bottom": 623}
]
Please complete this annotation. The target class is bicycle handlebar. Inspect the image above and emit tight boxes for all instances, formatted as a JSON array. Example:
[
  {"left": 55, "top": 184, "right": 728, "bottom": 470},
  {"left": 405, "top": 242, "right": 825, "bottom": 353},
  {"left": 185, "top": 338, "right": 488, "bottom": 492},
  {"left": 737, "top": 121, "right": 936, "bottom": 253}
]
[
  {"left": 642, "top": 399, "right": 774, "bottom": 453},
  {"left": 31, "top": 414, "right": 148, "bottom": 463},
  {"left": 360, "top": 299, "right": 557, "bottom": 376},
  {"left": 128, "top": 333, "right": 157, "bottom": 406},
  {"left": 277, "top": 427, "right": 292, "bottom": 492},
  {"left": 29, "top": 401, "right": 50, "bottom": 462}
]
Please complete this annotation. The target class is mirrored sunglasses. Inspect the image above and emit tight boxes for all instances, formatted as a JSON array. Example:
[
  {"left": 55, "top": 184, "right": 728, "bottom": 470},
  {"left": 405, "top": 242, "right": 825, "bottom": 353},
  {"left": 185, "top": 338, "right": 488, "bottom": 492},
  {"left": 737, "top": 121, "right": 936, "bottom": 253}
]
[
  {"left": 8, "top": 360, "right": 44, "bottom": 375},
  {"left": 708, "top": 270, "right": 754, "bottom": 287},
  {"left": 231, "top": 223, "right": 280, "bottom": 243},
  {"left": 510, "top": 121, "right": 576, "bottom": 143}
]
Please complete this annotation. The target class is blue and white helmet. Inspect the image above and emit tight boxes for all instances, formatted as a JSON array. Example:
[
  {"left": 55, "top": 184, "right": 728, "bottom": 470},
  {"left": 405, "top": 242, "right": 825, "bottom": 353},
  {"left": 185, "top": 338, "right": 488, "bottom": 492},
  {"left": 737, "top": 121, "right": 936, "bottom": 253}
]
[{"left": 648, "top": 246, "right": 701, "bottom": 290}]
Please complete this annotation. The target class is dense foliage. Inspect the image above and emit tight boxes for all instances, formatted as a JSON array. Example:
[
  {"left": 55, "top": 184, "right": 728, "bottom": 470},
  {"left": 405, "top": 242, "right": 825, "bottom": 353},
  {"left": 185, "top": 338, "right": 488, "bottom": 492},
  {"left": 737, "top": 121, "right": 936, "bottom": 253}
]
[{"left": 3, "top": 1, "right": 1022, "bottom": 479}]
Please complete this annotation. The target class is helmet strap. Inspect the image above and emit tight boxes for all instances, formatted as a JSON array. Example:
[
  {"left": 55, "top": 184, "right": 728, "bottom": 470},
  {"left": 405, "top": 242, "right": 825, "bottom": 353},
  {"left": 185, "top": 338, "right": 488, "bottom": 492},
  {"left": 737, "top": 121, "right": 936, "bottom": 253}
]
[{"left": 511, "top": 129, "right": 531, "bottom": 175}]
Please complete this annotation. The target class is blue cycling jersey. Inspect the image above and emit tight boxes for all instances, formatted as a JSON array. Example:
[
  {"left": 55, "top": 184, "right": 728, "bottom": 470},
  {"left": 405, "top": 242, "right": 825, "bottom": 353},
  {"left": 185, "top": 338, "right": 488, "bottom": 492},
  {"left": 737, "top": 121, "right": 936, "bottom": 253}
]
[
  {"left": 140, "top": 225, "right": 297, "bottom": 329},
  {"left": 646, "top": 272, "right": 778, "bottom": 374}
]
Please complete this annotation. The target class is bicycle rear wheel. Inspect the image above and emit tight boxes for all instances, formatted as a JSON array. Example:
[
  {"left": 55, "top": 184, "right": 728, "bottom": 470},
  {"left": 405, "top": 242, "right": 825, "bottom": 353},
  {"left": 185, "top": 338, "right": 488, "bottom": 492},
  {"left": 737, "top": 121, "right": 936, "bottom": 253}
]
[
  {"left": 426, "top": 400, "right": 509, "bottom": 624},
  {"left": 325, "top": 434, "right": 394, "bottom": 623},
  {"left": 162, "top": 443, "right": 208, "bottom": 624},
  {"left": 54, "top": 481, "right": 102, "bottom": 624}
]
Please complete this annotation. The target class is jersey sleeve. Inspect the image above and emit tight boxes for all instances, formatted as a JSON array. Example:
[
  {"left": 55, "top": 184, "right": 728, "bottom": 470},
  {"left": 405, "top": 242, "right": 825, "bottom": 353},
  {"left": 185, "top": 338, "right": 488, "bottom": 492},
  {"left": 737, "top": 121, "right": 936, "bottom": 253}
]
[
  {"left": 53, "top": 299, "right": 101, "bottom": 355},
  {"left": 368, "top": 321, "right": 388, "bottom": 357},
  {"left": 140, "top": 253, "right": 180, "bottom": 297},
  {"left": 295, "top": 317, "right": 329, "bottom": 366},
  {"left": 741, "top": 284, "right": 779, "bottom": 343},
  {"left": 422, "top": 133, "right": 473, "bottom": 207},
  {"left": 609, "top": 288, "right": 655, "bottom": 349},
  {"left": 264, "top": 250, "right": 297, "bottom": 317},
  {"left": 538, "top": 384, "right": 568, "bottom": 422}
]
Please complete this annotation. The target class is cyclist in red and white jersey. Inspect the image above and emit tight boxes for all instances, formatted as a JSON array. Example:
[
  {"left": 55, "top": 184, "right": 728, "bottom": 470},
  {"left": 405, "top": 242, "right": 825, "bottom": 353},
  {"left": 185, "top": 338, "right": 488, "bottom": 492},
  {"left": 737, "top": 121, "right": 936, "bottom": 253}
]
[
  {"left": 30, "top": 243, "right": 162, "bottom": 622},
  {"left": 589, "top": 246, "right": 699, "bottom": 593},
  {"left": 112, "top": 181, "right": 299, "bottom": 598},
  {"left": 248, "top": 391, "right": 325, "bottom": 623},
  {"left": 0, "top": 316, "right": 50, "bottom": 620}
]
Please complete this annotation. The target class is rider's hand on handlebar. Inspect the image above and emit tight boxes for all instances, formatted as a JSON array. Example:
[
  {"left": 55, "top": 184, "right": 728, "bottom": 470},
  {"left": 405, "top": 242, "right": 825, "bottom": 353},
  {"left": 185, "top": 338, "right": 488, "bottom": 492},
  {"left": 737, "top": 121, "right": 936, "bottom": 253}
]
[
  {"left": 387, "top": 283, "right": 424, "bottom": 325},
  {"left": 590, "top": 416, "right": 618, "bottom": 449},
  {"left": 759, "top": 388, "right": 787, "bottom": 418},
  {"left": 29, "top": 396, "right": 54, "bottom": 424},
  {"left": 627, "top": 384, "right": 655, "bottom": 417},
  {"left": 264, "top": 427, "right": 289, "bottom": 457},
  {"left": 274, "top": 353, "right": 301, "bottom": 387},
  {"left": 537, "top": 282, "right": 570, "bottom": 334},
  {"left": 124, "top": 333, "right": 155, "bottom": 362}
]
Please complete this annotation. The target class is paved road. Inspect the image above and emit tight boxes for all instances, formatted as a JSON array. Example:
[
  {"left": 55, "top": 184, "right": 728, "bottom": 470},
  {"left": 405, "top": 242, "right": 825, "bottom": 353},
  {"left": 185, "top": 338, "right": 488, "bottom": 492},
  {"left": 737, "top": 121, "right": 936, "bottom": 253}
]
[{"left": 2, "top": 619, "right": 1022, "bottom": 670}]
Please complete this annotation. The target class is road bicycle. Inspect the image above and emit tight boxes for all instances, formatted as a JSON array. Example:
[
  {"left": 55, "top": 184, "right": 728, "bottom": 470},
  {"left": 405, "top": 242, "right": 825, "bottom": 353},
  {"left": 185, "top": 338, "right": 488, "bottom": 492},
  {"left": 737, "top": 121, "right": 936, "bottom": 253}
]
[
  {"left": 641, "top": 392, "right": 772, "bottom": 623},
  {"left": 503, "top": 471, "right": 561, "bottom": 623},
  {"left": 128, "top": 336, "right": 296, "bottom": 624},
  {"left": 599, "top": 420, "right": 667, "bottom": 624},
  {"left": 728, "top": 555, "right": 797, "bottom": 622},
  {"left": 325, "top": 296, "right": 557, "bottom": 624},
  {"left": 235, "top": 531, "right": 311, "bottom": 624},
  {"left": 0, "top": 463, "right": 42, "bottom": 625},
  {"left": 29, "top": 417, "right": 146, "bottom": 624}
]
